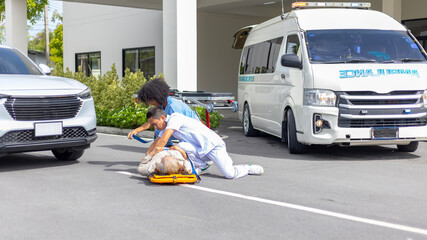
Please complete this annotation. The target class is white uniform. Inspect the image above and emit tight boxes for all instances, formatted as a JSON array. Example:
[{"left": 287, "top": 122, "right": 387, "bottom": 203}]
[{"left": 159, "top": 113, "right": 250, "bottom": 179}]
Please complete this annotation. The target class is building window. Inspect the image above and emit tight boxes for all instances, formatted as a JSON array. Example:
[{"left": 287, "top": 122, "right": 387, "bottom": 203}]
[
  {"left": 123, "top": 47, "right": 155, "bottom": 79},
  {"left": 75, "top": 52, "right": 101, "bottom": 77}
]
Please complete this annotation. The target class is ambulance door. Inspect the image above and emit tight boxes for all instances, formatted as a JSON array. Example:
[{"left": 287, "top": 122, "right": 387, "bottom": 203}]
[
  {"left": 250, "top": 40, "right": 278, "bottom": 131},
  {"left": 273, "top": 33, "right": 304, "bottom": 135}
]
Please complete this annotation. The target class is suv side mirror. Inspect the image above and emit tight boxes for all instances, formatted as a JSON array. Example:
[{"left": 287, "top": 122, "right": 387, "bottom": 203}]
[
  {"left": 281, "top": 54, "right": 302, "bottom": 69},
  {"left": 39, "top": 64, "right": 51, "bottom": 75}
]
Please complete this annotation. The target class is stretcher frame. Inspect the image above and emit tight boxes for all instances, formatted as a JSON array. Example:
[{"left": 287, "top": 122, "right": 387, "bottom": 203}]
[
  {"left": 149, "top": 173, "right": 198, "bottom": 184},
  {"left": 169, "top": 90, "right": 238, "bottom": 129}
]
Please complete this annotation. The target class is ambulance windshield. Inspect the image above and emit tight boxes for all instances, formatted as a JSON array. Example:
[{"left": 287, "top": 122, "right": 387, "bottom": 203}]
[{"left": 306, "top": 30, "right": 427, "bottom": 63}]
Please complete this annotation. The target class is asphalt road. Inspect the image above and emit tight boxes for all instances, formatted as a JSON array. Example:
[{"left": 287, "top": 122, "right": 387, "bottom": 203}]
[{"left": 1, "top": 117, "right": 427, "bottom": 240}]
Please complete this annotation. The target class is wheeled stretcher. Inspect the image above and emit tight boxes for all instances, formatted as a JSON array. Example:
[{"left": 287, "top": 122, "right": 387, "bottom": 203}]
[{"left": 169, "top": 90, "right": 238, "bottom": 128}]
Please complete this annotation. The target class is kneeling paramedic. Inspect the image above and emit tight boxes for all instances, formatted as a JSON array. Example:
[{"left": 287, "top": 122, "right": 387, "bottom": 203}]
[{"left": 145, "top": 106, "right": 264, "bottom": 179}]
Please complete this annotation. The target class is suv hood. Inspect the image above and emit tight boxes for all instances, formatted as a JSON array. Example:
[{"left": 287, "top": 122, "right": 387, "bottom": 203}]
[
  {"left": 311, "top": 63, "right": 427, "bottom": 93},
  {"left": 0, "top": 75, "right": 87, "bottom": 96}
]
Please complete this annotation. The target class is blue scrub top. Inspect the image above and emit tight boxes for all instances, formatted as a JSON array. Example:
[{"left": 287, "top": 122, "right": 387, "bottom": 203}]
[{"left": 164, "top": 96, "right": 198, "bottom": 120}]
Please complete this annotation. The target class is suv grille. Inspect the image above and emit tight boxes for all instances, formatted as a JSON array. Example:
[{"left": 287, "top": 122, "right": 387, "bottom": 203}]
[
  {"left": 337, "top": 91, "right": 427, "bottom": 128},
  {"left": 4, "top": 96, "right": 82, "bottom": 121},
  {"left": 0, "top": 127, "right": 88, "bottom": 143}
]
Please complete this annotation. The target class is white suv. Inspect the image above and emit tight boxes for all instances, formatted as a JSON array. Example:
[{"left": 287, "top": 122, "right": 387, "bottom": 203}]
[{"left": 0, "top": 46, "right": 97, "bottom": 160}]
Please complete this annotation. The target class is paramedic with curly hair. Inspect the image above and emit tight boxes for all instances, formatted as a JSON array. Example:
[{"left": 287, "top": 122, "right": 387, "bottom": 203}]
[
  {"left": 127, "top": 77, "right": 199, "bottom": 146},
  {"left": 145, "top": 106, "right": 264, "bottom": 179}
]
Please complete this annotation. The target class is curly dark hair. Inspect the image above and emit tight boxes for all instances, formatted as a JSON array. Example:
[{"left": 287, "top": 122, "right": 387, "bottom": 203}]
[{"left": 137, "top": 77, "right": 170, "bottom": 105}]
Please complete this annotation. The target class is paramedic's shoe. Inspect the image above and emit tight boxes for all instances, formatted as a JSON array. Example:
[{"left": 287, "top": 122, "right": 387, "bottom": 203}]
[
  {"left": 196, "top": 165, "right": 210, "bottom": 175},
  {"left": 247, "top": 165, "right": 264, "bottom": 175}
]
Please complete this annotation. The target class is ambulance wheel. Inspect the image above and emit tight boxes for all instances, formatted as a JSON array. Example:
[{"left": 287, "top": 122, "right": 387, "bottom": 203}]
[
  {"left": 397, "top": 141, "right": 418, "bottom": 152},
  {"left": 243, "top": 103, "right": 259, "bottom": 137},
  {"left": 286, "top": 109, "right": 306, "bottom": 154}
]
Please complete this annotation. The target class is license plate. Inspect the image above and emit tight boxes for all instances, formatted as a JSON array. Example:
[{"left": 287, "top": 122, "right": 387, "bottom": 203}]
[
  {"left": 34, "top": 122, "right": 63, "bottom": 137},
  {"left": 371, "top": 127, "right": 398, "bottom": 140}
]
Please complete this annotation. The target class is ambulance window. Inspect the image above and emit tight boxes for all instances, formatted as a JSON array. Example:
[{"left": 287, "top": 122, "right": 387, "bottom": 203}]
[
  {"left": 259, "top": 41, "right": 271, "bottom": 73},
  {"left": 243, "top": 37, "right": 284, "bottom": 74},
  {"left": 251, "top": 44, "right": 262, "bottom": 74},
  {"left": 286, "top": 35, "right": 300, "bottom": 55},
  {"left": 245, "top": 45, "right": 254, "bottom": 74},
  {"left": 240, "top": 47, "right": 249, "bottom": 74},
  {"left": 267, "top": 37, "right": 283, "bottom": 73}
]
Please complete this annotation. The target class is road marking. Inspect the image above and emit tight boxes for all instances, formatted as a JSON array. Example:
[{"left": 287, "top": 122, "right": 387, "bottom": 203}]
[
  {"left": 116, "top": 171, "right": 147, "bottom": 178},
  {"left": 116, "top": 171, "right": 427, "bottom": 236}
]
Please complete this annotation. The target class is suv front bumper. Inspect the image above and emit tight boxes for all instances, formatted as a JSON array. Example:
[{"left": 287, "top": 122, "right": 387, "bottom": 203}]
[{"left": 0, "top": 128, "right": 97, "bottom": 156}]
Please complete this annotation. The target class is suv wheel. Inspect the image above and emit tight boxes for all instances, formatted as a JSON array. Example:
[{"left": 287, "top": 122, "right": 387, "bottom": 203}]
[
  {"left": 52, "top": 148, "right": 85, "bottom": 161},
  {"left": 397, "top": 141, "right": 418, "bottom": 152}
]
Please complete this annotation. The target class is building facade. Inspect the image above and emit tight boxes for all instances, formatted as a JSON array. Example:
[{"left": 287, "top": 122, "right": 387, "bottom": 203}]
[{"left": 5, "top": 0, "right": 427, "bottom": 97}]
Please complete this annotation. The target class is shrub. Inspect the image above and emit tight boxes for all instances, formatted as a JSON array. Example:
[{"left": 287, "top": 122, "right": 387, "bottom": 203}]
[
  {"left": 52, "top": 65, "right": 223, "bottom": 129},
  {"left": 195, "top": 107, "right": 223, "bottom": 129}
]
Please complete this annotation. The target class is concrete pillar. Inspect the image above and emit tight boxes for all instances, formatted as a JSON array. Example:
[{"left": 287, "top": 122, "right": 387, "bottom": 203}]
[
  {"left": 162, "top": 0, "right": 197, "bottom": 91},
  {"left": 5, "top": 0, "right": 27, "bottom": 55},
  {"left": 382, "top": 0, "right": 401, "bottom": 22}
]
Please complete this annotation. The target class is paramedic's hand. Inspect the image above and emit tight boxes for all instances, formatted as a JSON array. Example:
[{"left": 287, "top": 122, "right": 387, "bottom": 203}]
[
  {"left": 141, "top": 154, "right": 152, "bottom": 164},
  {"left": 127, "top": 129, "right": 139, "bottom": 139},
  {"left": 128, "top": 122, "right": 151, "bottom": 139}
]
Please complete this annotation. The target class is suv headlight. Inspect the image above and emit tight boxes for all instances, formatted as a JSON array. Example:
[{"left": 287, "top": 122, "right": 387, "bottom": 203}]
[
  {"left": 77, "top": 88, "right": 92, "bottom": 99},
  {"left": 304, "top": 89, "right": 336, "bottom": 106}
]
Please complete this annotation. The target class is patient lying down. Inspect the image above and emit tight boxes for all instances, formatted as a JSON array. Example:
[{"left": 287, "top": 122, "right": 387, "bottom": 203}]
[{"left": 137, "top": 146, "right": 192, "bottom": 176}]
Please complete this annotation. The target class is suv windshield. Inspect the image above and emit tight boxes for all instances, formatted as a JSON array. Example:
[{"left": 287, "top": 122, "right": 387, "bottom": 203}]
[
  {"left": 305, "top": 30, "right": 427, "bottom": 63},
  {"left": 0, "top": 47, "right": 43, "bottom": 75}
]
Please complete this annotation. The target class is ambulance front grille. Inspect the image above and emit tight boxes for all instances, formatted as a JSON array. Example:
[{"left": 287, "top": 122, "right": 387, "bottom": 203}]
[{"left": 337, "top": 91, "right": 427, "bottom": 128}]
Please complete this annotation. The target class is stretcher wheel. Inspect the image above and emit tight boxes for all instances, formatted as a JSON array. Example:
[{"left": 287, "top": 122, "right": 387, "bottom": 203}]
[
  {"left": 207, "top": 103, "right": 214, "bottom": 113},
  {"left": 231, "top": 101, "right": 238, "bottom": 112}
]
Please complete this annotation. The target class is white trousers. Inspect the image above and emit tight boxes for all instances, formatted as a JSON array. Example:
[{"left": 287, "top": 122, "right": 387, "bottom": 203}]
[{"left": 178, "top": 142, "right": 249, "bottom": 179}]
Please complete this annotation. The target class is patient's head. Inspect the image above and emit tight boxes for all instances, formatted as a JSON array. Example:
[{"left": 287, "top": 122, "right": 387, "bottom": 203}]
[{"left": 155, "top": 156, "right": 187, "bottom": 175}]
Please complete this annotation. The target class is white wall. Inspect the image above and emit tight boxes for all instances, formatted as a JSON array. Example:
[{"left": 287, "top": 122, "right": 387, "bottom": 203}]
[
  {"left": 63, "top": 2, "right": 163, "bottom": 78},
  {"left": 402, "top": 0, "right": 427, "bottom": 20},
  {"left": 197, "top": 12, "right": 267, "bottom": 97},
  {"left": 63, "top": 2, "right": 265, "bottom": 97}
]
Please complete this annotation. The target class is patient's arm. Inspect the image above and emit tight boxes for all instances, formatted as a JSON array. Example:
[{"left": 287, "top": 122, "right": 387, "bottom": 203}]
[{"left": 169, "top": 145, "right": 188, "bottom": 159}]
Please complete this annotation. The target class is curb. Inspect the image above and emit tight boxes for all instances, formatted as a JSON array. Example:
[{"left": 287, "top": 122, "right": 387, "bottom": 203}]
[{"left": 96, "top": 126, "right": 155, "bottom": 139}]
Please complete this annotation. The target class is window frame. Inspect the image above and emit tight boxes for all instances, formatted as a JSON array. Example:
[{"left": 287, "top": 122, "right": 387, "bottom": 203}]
[
  {"left": 75, "top": 51, "right": 101, "bottom": 77},
  {"left": 122, "top": 46, "right": 155, "bottom": 78}
]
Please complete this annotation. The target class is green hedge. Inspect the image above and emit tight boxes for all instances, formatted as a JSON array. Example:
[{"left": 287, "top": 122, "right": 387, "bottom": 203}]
[{"left": 52, "top": 65, "right": 223, "bottom": 129}]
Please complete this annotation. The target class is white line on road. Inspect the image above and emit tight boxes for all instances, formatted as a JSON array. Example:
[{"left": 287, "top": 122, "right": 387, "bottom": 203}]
[
  {"left": 116, "top": 171, "right": 427, "bottom": 236},
  {"left": 116, "top": 171, "right": 147, "bottom": 178}
]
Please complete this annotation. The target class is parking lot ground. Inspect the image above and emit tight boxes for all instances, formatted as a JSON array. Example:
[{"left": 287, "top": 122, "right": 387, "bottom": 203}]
[{"left": 1, "top": 117, "right": 427, "bottom": 240}]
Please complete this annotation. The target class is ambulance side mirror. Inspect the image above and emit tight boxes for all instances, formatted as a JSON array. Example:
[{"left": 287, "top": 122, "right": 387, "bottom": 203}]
[{"left": 281, "top": 54, "right": 302, "bottom": 69}]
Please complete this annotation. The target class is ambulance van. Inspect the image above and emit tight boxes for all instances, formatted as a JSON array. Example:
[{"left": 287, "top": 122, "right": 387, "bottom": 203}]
[{"left": 233, "top": 2, "right": 427, "bottom": 153}]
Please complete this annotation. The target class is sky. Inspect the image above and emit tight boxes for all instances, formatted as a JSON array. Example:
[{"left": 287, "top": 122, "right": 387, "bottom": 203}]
[{"left": 27, "top": 0, "right": 63, "bottom": 38}]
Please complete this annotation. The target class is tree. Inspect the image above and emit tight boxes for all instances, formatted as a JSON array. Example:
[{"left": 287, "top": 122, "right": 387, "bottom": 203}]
[
  {"left": 49, "top": 9, "right": 62, "bottom": 68},
  {"left": 49, "top": 23, "right": 62, "bottom": 68},
  {"left": 0, "top": 0, "right": 49, "bottom": 44},
  {"left": 28, "top": 30, "right": 52, "bottom": 51}
]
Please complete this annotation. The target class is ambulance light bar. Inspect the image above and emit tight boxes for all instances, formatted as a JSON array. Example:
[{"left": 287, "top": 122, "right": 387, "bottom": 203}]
[{"left": 292, "top": 2, "right": 371, "bottom": 9}]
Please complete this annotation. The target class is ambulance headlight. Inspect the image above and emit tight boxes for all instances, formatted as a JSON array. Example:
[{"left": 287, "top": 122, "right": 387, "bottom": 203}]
[
  {"left": 304, "top": 89, "right": 336, "bottom": 106},
  {"left": 423, "top": 90, "right": 427, "bottom": 107}
]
